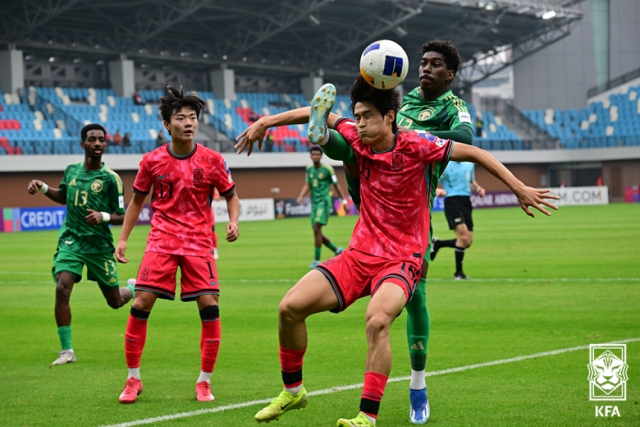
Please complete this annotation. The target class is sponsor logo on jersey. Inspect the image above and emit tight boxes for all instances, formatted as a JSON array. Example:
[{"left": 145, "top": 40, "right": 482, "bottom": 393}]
[
  {"left": 391, "top": 152, "right": 404, "bottom": 171},
  {"left": 69, "top": 179, "right": 77, "bottom": 187},
  {"left": 418, "top": 107, "right": 435, "bottom": 121},
  {"left": 458, "top": 112, "right": 472, "bottom": 123},
  {"left": 194, "top": 169, "right": 203, "bottom": 185},
  {"left": 91, "top": 180, "right": 103, "bottom": 193}
]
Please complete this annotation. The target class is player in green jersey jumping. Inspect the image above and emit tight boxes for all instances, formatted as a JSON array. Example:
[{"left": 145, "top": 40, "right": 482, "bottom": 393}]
[
  {"left": 236, "top": 40, "right": 471, "bottom": 424},
  {"left": 27, "top": 124, "right": 134, "bottom": 366},
  {"left": 297, "top": 146, "right": 348, "bottom": 268}
]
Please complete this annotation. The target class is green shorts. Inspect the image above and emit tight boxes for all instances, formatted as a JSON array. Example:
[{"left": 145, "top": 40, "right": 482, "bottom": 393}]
[
  {"left": 52, "top": 249, "right": 120, "bottom": 291},
  {"left": 311, "top": 198, "right": 331, "bottom": 227}
]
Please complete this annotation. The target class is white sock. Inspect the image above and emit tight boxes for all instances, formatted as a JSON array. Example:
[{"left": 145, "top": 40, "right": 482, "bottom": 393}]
[
  {"left": 128, "top": 367, "right": 140, "bottom": 380},
  {"left": 362, "top": 412, "right": 376, "bottom": 426},
  {"left": 285, "top": 384, "right": 302, "bottom": 395},
  {"left": 198, "top": 371, "right": 212, "bottom": 383},
  {"left": 410, "top": 369, "right": 426, "bottom": 390},
  {"left": 318, "top": 130, "right": 330, "bottom": 146}
]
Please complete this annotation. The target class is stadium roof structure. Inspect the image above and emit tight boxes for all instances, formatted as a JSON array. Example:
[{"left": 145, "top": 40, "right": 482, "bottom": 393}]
[{"left": 0, "top": 0, "right": 584, "bottom": 91}]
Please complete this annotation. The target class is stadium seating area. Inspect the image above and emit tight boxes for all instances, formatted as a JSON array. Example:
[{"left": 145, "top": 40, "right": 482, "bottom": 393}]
[
  {"left": 0, "top": 82, "right": 639, "bottom": 155},
  {"left": 524, "top": 84, "right": 640, "bottom": 149},
  {"left": 468, "top": 105, "right": 525, "bottom": 150}
]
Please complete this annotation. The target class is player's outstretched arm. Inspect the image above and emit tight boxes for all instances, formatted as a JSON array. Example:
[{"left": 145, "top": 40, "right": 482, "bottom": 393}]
[
  {"left": 224, "top": 192, "right": 240, "bottom": 242},
  {"left": 450, "top": 143, "right": 559, "bottom": 217},
  {"left": 235, "top": 107, "right": 341, "bottom": 155},
  {"left": 115, "top": 194, "right": 146, "bottom": 263},
  {"left": 27, "top": 179, "right": 65, "bottom": 204}
]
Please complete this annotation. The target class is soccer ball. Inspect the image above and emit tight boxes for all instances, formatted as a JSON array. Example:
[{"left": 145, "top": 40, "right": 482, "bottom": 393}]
[{"left": 360, "top": 40, "right": 409, "bottom": 90}]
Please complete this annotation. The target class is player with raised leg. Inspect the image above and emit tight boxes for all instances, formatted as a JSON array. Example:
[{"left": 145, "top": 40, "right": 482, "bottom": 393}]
[
  {"left": 297, "top": 146, "right": 347, "bottom": 268},
  {"left": 237, "top": 40, "right": 471, "bottom": 424},
  {"left": 241, "top": 77, "right": 558, "bottom": 426},
  {"left": 115, "top": 86, "right": 240, "bottom": 404},
  {"left": 27, "top": 124, "right": 133, "bottom": 366}
]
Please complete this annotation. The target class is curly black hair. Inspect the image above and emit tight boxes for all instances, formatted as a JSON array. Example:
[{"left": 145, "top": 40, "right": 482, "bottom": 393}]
[
  {"left": 350, "top": 75, "right": 401, "bottom": 133},
  {"left": 81, "top": 123, "right": 107, "bottom": 141},
  {"left": 309, "top": 145, "right": 323, "bottom": 154},
  {"left": 159, "top": 85, "right": 205, "bottom": 123},
  {"left": 421, "top": 39, "right": 461, "bottom": 76}
]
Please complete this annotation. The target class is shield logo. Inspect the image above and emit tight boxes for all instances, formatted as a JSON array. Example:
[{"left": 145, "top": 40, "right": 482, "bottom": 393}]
[
  {"left": 391, "top": 152, "right": 403, "bottom": 171},
  {"left": 194, "top": 169, "right": 203, "bottom": 185},
  {"left": 140, "top": 267, "right": 149, "bottom": 281}
]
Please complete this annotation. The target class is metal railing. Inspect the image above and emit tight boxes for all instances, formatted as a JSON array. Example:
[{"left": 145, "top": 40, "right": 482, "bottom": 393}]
[
  {"left": 480, "top": 98, "right": 559, "bottom": 149},
  {"left": 587, "top": 67, "right": 640, "bottom": 98}
]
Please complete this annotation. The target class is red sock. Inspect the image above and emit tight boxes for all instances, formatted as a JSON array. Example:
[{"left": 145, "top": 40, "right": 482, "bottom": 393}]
[
  {"left": 211, "top": 231, "right": 218, "bottom": 250},
  {"left": 360, "top": 371, "right": 389, "bottom": 419},
  {"left": 124, "top": 310, "right": 149, "bottom": 368},
  {"left": 201, "top": 318, "right": 221, "bottom": 373},
  {"left": 279, "top": 346, "right": 306, "bottom": 388}
]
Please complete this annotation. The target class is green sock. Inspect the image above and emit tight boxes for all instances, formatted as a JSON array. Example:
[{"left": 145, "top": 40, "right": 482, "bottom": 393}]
[
  {"left": 127, "top": 283, "right": 135, "bottom": 297},
  {"left": 314, "top": 247, "right": 321, "bottom": 261},
  {"left": 325, "top": 241, "right": 338, "bottom": 252},
  {"left": 406, "top": 277, "right": 430, "bottom": 371},
  {"left": 57, "top": 326, "right": 73, "bottom": 351}
]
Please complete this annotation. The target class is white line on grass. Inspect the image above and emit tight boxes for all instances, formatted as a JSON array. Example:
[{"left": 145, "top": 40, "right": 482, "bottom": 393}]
[
  {"left": 222, "top": 278, "right": 640, "bottom": 283},
  {"left": 100, "top": 337, "right": 640, "bottom": 427}
]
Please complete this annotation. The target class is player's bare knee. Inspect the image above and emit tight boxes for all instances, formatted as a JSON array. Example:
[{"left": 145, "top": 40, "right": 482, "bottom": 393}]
[
  {"left": 55, "top": 282, "right": 71, "bottom": 304},
  {"left": 365, "top": 312, "right": 391, "bottom": 337}
]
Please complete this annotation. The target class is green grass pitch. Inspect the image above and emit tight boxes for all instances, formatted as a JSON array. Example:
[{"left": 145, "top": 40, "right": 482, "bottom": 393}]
[{"left": 0, "top": 204, "right": 638, "bottom": 426}]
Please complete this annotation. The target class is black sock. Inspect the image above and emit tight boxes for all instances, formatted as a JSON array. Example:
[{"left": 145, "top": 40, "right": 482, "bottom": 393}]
[
  {"left": 439, "top": 239, "right": 457, "bottom": 249},
  {"left": 455, "top": 246, "right": 465, "bottom": 273}
]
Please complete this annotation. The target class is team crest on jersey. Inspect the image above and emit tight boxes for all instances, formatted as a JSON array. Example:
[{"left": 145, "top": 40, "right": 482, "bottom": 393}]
[
  {"left": 391, "top": 152, "right": 404, "bottom": 171},
  {"left": 91, "top": 179, "right": 103, "bottom": 193},
  {"left": 140, "top": 267, "right": 149, "bottom": 281},
  {"left": 318, "top": 172, "right": 324, "bottom": 179},
  {"left": 194, "top": 169, "right": 203, "bottom": 185},
  {"left": 418, "top": 107, "right": 435, "bottom": 121}
]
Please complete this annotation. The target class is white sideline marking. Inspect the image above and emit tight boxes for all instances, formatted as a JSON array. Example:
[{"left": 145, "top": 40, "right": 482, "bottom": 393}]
[{"left": 100, "top": 337, "right": 640, "bottom": 427}]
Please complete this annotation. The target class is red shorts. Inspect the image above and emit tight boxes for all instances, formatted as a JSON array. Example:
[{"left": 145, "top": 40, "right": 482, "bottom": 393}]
[
  {"left": 135, "top": 251, "right": 219, "bottom": 301},
  {"left": 315, "top": 248, "right": 420, "bottom": 313}
]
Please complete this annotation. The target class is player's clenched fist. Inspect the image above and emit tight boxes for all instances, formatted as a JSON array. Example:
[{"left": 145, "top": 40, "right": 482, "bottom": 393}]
[{"left": 27, "top": 179, "right": 44, "bottom": 194}]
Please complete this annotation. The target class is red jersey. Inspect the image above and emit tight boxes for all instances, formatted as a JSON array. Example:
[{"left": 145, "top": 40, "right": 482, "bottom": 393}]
[
  {"left": 133, "top": 143, "right": 235, "bottom": 256},
  {"left": 334, "top": 118, "right": 452, "bottom": 260}
]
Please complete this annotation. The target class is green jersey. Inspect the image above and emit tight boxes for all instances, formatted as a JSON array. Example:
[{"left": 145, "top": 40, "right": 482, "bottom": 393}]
[
  {"left": 397, "top": 88, "right": 473, "bottom": 206},
  {"left": 306, "top": 163, "right": 337, "bottom": 205},
  {"left": 57, "top": 162, "right": 125, "bottom": 254}
]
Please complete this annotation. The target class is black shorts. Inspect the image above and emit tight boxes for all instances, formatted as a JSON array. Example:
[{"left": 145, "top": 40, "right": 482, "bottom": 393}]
[{"left": 444, "top": 196, "right": 473, "bottom": 231}]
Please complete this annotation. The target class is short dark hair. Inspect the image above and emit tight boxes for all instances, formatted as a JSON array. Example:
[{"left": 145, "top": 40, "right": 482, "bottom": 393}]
[
  {"left": 350, "top": 75, "right": 401, "bottom": 133},
  {"left": 159, "top": 85, "right": 205, "bottom": 123},
  {"left": 309, "top": 145, "right": 323, "bottom": 154},
  {"left": 421, "top": 39, "right": 461, "bottom": 77},
  {"left": 81, "top": 123, "right": 107, "bottom": 141}
]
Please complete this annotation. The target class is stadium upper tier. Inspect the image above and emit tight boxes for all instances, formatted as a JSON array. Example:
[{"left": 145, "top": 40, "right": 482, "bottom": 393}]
[
  {"left": 1, "top": 85, "right": 638, "bottom": 155},
  {"left": 523, "top": 84, "right": 640, "bottom": 149}
]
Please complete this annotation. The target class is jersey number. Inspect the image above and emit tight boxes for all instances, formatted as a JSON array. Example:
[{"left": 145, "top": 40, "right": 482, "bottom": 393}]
[
  {"left": 158, "top": 180, "right": 174, "bottom": 199},
  {"left": 360, "top": 159, "right": 372, "bottom": 181},
  {"left": 74, "top": 190, "right": 88, "bottom": 207},
  {"left": 398, "top": 117, "right": 413, "bottom": 129},
  {"left": 205, "top": 261, "right": 214, "bottom": 279},
  {"left": 312, "top": 178, "right": 318, "bottom": 188},
  {"left": 104, "top": 260, "right": 116, "bottom": 276}
]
